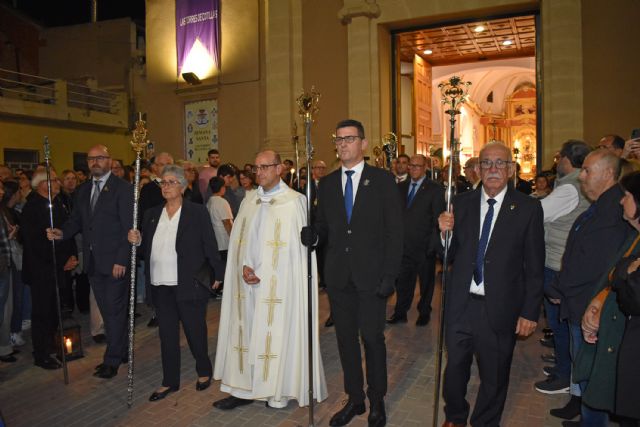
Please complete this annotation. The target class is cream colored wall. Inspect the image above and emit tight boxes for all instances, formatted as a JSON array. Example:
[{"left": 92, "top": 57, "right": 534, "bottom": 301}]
[
  {"left": 302, "top": 0, "right": 348, "bottom": 170},
  {"left": 0, "top": 119, "right": 134, "bottom": 171},
  {"left": 581, "top": 0, "right": 640, "bottom": 146},
  {"left": 144, "top": 0, "right": 261, "bottom": 166}
]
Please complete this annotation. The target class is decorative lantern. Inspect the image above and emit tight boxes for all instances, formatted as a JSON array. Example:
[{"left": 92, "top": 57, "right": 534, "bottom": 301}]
[{"left": 55, "top": 317, "right": 84, "bottom": 361}]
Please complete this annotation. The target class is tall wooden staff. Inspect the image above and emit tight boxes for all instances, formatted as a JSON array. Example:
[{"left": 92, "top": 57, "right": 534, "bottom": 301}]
[
  {"left": 433, "top": 76, "right": 471, "bottom": 427},
  {"left": 126, "top": 113, "right": 149, "bottom": 408},
  {"left": 43, "top": 137, "right": 69, "bottom": 385},
  {"left": 296, "top": 87, "right": 320, "bottom": 427}
]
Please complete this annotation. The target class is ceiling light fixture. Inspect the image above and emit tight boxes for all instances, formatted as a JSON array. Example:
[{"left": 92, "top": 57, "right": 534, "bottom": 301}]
[
  {"left": 474, "top": 25, "right": 485, "bottom": 33},
  {"left": 502, "top": 40, "right": 513, "bottom": 46},
  {"left": 423, "top": 49, "right": 433, "bottom": 55}
]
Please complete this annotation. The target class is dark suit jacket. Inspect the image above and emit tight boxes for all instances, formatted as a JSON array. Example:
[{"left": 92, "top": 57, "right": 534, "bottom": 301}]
[
  {"left": 61, "top": 173, "right": 133, "bottom": 276},
  {"left": 549, "top": 184, "right": 631, "bottom": 323},
  {"left": 22, "top": 193, "right": 76, "bottom": 285},
  {"left": 139, "top": 180, "right": 164, "bottom": 227},
  {"left": 445, "top": 187, "right": 545, "bottom": 332},
  {"left": 314, "top": 163, "right": 403, "bottom": 291},
  {"left": 398, "top": 178, "right": 445, "bottom": 261},
  {"left": 140, "top": 199, "right": 223, "bottom": 303}
]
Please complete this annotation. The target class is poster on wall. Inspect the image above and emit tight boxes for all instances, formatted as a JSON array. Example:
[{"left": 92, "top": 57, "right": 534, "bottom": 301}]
[
  {"left": 176, "top": 0, "right": 220, "bottom": 76},
  {"left": 184, "top": 99, "right": 218, "bottom": 164}
]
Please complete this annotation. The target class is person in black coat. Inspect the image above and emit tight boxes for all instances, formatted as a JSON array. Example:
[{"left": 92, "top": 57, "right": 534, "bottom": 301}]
[
  {"left": 128, "top": 164, "right": 223, "bottom": 402},
  {"left": 388, "top": 154, "right": 445, "bottom": 326},
  {"left": 438, "top": 142, "right": 545, "bottom": 427},
  {"left": 22, "top": 172, "right": 77, "bottom": 370},
  {"left": 302, "top": 119, "right": 403, "bottom": 427},
  {"left": 48, "top": 145, "right": 134, "bottom": 379}
]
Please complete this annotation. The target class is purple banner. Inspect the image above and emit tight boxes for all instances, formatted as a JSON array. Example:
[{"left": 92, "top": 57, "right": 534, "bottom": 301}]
[{"left": 176, "top": 0, "right": 220, "bottom": 76}]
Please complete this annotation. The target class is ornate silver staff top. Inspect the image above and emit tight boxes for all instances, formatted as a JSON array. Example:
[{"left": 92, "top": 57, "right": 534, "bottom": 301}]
[{"left": 297, "top": 86, "right": 321, "bottom": 125}]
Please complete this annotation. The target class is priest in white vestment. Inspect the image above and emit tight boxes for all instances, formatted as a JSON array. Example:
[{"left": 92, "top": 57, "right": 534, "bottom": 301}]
[{"left": 213, "top": 150, "right": 327, "bottom": 410}]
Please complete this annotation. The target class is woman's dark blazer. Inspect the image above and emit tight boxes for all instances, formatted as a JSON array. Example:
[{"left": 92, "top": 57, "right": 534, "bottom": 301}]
[{"left": 140, "top": 199, "right": 223, "bottom": 303}]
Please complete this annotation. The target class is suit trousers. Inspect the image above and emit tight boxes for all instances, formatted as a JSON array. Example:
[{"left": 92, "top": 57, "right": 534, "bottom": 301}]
[
  {"left": 328, "top": 281, "right": 387, "bottom": 404},
  {"left": 393, "top": 255, "right": 436, "bottom": 318},
  {"left": 152, "top": 285, "right": 211, "bottom": 388},
  {"left": 89, "top": 268, "right": 128, "bottom": 367},
  {"left": 29, "top": 270, "right": 60, "bottom": 361},
  {"left": 443, "top": 295, "right": 516, "bottom": 427}
]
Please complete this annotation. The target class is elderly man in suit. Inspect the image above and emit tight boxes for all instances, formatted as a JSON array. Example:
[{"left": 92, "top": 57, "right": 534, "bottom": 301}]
[
  {"left": 388, "top": 154, "right": 445, "bottom": 326},
  {"left": 438, "top": 141, "right": 545, "bottom": 427},
  {"left": 302, "top": 119, "right": 403, "bottom": 427},
  {"left": 48, "top": 145, "right": 133, "bottom": 379}
]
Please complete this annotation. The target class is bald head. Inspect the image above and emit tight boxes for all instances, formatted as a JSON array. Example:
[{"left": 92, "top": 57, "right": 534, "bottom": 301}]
[
  {"left": 578, "top": 148, "right": 620, "bottom": 201},
  {"left": 152, "top": 152, "right": 175, "bottom": 177},
  {"left": 312, "top": 159, "right": 327, "bottom": 180},
  {"left": 87, "top": 145, "right": 112, "bottom": 178},
  {"left": 254, "top": 150, "right": 283, "bottom": 191}
]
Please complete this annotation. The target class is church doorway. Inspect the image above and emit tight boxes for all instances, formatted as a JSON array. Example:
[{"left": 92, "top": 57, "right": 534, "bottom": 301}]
[{"left": 391, "top": 13, "right": 540, "bottom": 180}]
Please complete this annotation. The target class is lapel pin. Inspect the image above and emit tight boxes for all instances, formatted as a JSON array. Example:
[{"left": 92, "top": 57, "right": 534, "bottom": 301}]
[
  {"left": 363, "top": 179, "right": 370, "bottom": 186},
  {"left": 103, "top": 186, "right": 109, "bottom": 192},
  {"left": 510, "top": 204, "right": 516, "bottom": 210}
]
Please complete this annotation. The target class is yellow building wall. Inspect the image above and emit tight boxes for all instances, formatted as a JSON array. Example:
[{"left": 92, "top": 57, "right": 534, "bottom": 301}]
[{"left": 0, "top": 120, "right": 134, "bottom": 171}]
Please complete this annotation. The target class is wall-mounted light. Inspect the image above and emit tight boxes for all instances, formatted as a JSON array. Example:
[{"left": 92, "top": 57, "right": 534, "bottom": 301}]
[{"left": 182, "top": 72, "right": 201, "bottom": 85}]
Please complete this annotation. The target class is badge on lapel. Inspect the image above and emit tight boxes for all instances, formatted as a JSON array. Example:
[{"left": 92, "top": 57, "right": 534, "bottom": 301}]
[
  {"left": 363, "top": 179, "right": 370, "bottom": 187},
  {"left": 102, "top": 185, "right": 109, "bottom": 192},
  {"left": 509, "top": 203, "right": 516, "bottom": 211}
]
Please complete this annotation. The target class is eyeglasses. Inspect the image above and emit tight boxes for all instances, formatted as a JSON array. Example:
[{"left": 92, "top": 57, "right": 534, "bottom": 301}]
[
  {"left": 333, "top": 135, "right": 361, "bottom": 145},
  {"left": 408, "top": 163, "right": 425, "bottom": 168},
  {"left": 159, "top": 180, "right": 181, "bottom": 187},
  {"left": 479, "top": 159, "right": 512, "bottom": 169},
  {"left": 87, "top": 156, "right": 110, "bottom": 162},
  {"left": 251, "top": 164, "right": 279, "bottom": 173}
]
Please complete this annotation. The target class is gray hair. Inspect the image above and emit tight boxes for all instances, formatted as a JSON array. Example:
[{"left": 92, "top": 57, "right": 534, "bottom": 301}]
[
  {"left": 479, "top": 141, "right": 512, "bottom": 161},
  {"left": 31, "top": 171, "right": 48, "bottom": 189},
  {"left": 161, "top": 164, "right": 188, "bottom": 188}
]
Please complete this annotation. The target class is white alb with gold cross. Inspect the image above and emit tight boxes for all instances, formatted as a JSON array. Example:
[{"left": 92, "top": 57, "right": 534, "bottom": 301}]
[{"left": 214, "top": 182, "right": 327, "bottom": 408}]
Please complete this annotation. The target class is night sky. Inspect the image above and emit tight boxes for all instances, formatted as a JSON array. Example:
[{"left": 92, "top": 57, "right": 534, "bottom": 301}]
[{"left": 14, "top": 0, "right": 145, "bottom": 27}]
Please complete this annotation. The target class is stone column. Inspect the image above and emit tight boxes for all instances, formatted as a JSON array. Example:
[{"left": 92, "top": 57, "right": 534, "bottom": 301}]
[
  {"left": 263, "top": 0, "right": 303, "bottom": 161},
  {"left": 339, "top": 0, "right": 381, "bottom": 150}
]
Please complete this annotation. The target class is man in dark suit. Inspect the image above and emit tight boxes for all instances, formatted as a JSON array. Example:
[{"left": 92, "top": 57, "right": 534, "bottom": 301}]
[
  {"left": 302, "top": 119, "right": 403, "bottom": 427},
  {"left": 438, "top": 141, "right": 545, "bottom": 427},
  {"left": 48, "top": 145, "right": 134, "bottom": 379},
  {"left": 388, "top": 154, "right": 445, "bottom": 326}
]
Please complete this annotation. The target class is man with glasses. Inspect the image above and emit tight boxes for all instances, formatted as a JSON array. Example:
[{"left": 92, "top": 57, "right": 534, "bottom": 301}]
[
  {"left": 437, "top": 141, "right": 544, "bottom": 427},
  {"left": 301, "top": 119, "right": 403, "bottom": 427},
  {"left": 47, "top": 145, "right": 133, "bottom": 379},
  {"left": 213, "top": 149, "right": 327, "bottom": 410},
  {"left": 388, "top": 154, "right": 445, "bottom": 327},
  {"left": 463, "top": 157, "right": 481, "bottom": 190},
  {"left": 597, "top": 134, "right": 625, "bottom": 157}
]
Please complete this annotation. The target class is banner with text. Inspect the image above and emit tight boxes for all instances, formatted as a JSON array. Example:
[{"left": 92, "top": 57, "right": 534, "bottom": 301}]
[
  {"left": 176, "top": 0, "right": 220, "bottom": 76},
  {"left": 184, "top": 99, "right": 218, "bottom": 164}
]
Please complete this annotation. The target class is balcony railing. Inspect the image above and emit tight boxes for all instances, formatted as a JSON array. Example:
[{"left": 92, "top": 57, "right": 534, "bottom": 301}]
[{"left": 0, "top": 68, "right": 128, "bottom": 129}]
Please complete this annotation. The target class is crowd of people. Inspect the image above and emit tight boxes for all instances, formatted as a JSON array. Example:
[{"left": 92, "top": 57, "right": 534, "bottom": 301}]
[{"left": 0, "top": 124, "right": 639, "bottom": 427}]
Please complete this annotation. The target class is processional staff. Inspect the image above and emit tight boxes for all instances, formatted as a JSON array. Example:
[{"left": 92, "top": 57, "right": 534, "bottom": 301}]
[
  {"left": 296, "top": 86, "right": 320, "bottom": 427},
  {"left": 433, "top": 76, "right": 471, "bottom": 427},
  {"left": 43, "top": 137, "right": 70, "bottom": 385},
  {"left": 126, "top": 113, "right": 149, "bottom": 408}
]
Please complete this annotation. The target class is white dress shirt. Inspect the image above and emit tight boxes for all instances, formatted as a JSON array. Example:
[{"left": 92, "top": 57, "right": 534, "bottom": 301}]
[
  {"left": 150, "top": 206, "right": 182, "bottom": 287},
  {"left": 469, "top": 186, "right": 508, "bottom": 296},
  {"left": 540, "top": 184, "right": 579, "bottom": 223},
  {"left": 341, "top": 160, "right": 365, "bottom": 203}
]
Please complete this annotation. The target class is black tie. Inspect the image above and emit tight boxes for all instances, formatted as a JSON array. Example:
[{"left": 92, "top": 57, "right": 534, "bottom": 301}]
[{"left": 90, "top": 180, "right": 102, "bottom": 212}]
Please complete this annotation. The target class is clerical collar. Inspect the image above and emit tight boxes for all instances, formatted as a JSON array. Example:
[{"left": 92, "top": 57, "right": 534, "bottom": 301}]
[
  {"left": 94, "top": 170, "right": 112, "bottom": 184},
  {"left": 257, "top": 179, "right": 286, "bottom": 201}
]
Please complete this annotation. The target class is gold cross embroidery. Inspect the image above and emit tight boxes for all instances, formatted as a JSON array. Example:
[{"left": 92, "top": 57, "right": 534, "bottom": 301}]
[
  {"left": 235, "top": 281, "right": 245, "bottom": 322},
  {"left": 262, "top": 276, "right": 282, "bottom": 326},
  {"left": 235, "top": 218, "right": 247, "bottom": 265},
  {"left": 257, "top": 332, "right": 278, "bottom": 382},
  {"left": 266, "top": 219, "right": 287, "bottom": 268},
  {"left": 233, "top": 326, "right": 248, "bottom": 374}
]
